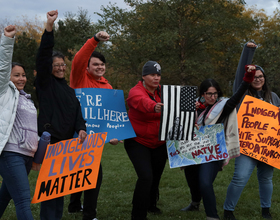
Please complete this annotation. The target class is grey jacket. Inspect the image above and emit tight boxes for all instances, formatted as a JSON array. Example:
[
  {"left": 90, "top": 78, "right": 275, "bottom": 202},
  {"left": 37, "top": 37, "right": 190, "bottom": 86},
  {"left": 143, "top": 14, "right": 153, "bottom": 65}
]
[{"left": 0, "top": 33, "right": 18, "bottom": 154}]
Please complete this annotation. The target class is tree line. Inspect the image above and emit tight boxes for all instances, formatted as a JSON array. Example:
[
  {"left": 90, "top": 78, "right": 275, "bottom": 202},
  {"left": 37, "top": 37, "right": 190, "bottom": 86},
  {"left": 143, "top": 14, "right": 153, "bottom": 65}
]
[{"left": 1, "top": 0, "right": 280, "bottom": 107}]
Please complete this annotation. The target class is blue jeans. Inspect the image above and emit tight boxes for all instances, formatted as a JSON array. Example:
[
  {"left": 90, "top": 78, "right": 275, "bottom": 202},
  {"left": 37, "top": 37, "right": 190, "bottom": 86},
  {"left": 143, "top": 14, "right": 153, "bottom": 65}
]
[
  {"left": 224, "top": 154, "right": 274, "bottom": 211},
  {"left": 0, "top": 151, "right": 34, "bottom": 220},
  {"left": 184, "top": 160, "right": 222, "bottom": 218},
  {"left": 199, "top": 161, "right": 221, "bottom": 218}
]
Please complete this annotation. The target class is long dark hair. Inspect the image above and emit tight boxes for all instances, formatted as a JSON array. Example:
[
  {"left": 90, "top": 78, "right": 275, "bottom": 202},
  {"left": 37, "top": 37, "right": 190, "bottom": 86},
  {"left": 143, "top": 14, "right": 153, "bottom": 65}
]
[
  {"left": 199, "top": 78, "right": 223, "bottom": 99},
  {"left": 12, "top": 62, "right": 26, "bottom": 72},
  {"left": 248, "top": 65, "right": 272, "bottom": 104}
]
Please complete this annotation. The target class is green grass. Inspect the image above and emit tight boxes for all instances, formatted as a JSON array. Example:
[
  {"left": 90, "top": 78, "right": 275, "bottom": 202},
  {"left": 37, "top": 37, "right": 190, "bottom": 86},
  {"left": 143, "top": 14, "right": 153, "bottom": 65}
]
[{"left": 1, "top": 143, "right": 280, "bottom": 220}]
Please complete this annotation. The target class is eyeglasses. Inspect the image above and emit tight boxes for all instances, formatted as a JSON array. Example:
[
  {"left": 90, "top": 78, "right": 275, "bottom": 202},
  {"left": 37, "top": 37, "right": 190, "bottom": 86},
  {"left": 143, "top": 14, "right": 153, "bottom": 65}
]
[
  {"left": 254, "top": 75, "right": 264, "bottom": 81},
  {"left": 53, "top": 63, "right": 66, "bottom": 68},
  {"left": 204, "top": 92, "right": 218, "bottom": 98}
]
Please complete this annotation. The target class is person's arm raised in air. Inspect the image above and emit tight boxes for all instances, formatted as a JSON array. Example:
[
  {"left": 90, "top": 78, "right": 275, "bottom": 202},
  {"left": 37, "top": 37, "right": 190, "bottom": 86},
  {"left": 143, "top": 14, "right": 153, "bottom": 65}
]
[
  {"left": 70, "top": 31, "right": 110, "bottom": 88},
  {"left": 0, "top": 25, "right": 16, "bottom": 95},
  {"left": 35, "top": 10, "right": 58, "bottom": 87},
  {"left": 232, "top": 42, "right": 257, "bottom": 93}
]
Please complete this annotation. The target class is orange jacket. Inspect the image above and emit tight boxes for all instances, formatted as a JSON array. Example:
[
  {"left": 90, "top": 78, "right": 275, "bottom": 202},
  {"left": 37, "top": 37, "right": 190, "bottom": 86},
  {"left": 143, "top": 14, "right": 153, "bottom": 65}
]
[{"left": 70, "top": 37, "right": 112, "bottom": 89}]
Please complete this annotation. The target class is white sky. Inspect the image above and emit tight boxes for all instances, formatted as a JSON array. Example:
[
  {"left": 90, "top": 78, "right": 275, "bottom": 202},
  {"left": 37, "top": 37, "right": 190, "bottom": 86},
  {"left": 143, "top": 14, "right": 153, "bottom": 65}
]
[{"left": 0, "top": 0, "right": 279, "bottom": 24}]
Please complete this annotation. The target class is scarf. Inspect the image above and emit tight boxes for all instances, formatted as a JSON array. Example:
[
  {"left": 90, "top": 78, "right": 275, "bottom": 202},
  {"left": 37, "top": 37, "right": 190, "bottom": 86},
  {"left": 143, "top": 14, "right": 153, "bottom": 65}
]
[{"left": 197, "top": 99, "right": 240, "bottom": 167}]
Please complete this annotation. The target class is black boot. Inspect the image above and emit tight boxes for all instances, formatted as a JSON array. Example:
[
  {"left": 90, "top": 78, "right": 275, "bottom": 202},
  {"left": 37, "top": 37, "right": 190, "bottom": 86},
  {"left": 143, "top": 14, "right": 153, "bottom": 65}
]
[
  {"left": 262, "top": 208, "right": 272, "bottom": 219},
  {"left": 223, "top": 210, "right": 236, "bottom": 220},
  {"left": 147, "top": 205, "right": 162, "bottom": 214},
  {"left": 180, "top": 202, "right": 199, "bottom": 211}
]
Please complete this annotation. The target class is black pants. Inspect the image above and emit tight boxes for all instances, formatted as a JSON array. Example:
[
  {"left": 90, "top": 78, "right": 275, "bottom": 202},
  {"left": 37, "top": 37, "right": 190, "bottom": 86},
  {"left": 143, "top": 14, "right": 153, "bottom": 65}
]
[
  {"left": 68, "top": 164, "right": 103, "bottom": 220},
  {"left": 124, "top": 139, "right": 167, "bottom": 219}
]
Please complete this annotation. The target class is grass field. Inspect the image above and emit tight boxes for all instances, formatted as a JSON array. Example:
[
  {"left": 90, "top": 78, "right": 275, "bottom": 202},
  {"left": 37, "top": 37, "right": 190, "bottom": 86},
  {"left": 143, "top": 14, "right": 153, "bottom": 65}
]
[{"left": 1, "top": 142, "right": 280, "bottom": 220}]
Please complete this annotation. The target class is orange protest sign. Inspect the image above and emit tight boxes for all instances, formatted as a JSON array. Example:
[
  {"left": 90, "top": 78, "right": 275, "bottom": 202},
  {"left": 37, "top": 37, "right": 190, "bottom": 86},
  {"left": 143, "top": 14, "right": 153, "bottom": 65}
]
[
  {"left": 237, "top": 95, "right": 280, "bottom": 169},
  {"left": 31, "top": 133, "right": 106, "bottom": 203}
]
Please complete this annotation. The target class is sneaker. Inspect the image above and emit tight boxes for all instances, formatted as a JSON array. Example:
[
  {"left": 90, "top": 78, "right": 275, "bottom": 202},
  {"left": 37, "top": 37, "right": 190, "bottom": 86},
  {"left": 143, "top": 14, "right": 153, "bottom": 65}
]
[
  {"left": 223, "top": 210, "right": 236, "bottom": 220},
  {"left": 147, "top": 206, "right": 162, "bottom": 214},
  {"left": 92, "top": 218, "right": 98, "bottom": 220},
  {"left": 181, "top": 203, "right": 199, "bottom": 211},
  {"left": 262, "top": 208, "right": 272, "bottom": 219}
]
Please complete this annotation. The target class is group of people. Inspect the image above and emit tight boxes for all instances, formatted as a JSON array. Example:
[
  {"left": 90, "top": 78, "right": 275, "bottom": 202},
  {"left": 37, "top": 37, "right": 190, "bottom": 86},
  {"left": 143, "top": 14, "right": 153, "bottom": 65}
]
[
  {"left": 179, "top": 42, "right": 280, "bottom": 220},
  {"left": 0, "top": 9, "right": 278, "bottom": 220},
  {"left": 0, "top": 10, "right": 116, "bottom": 220}
]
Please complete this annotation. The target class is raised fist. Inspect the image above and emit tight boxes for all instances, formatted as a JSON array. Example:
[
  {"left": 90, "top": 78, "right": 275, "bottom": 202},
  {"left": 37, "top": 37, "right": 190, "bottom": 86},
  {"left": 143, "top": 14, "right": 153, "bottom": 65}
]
[
  {"left": 95, "top": 31, "right": 110, "bottom": 41},
  {"left": 4, "top": 25, "right": 16, "bottom": 38},
  {"left": 47, "top": 10, "right": 58, "bottom": 23}
]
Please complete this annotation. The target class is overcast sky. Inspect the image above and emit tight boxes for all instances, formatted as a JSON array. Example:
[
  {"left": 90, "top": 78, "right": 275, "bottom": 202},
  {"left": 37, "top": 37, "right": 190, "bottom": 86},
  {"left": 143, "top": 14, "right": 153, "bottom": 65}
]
[{"left": 0, "top": 0, "right": 279, "bottom": 24}]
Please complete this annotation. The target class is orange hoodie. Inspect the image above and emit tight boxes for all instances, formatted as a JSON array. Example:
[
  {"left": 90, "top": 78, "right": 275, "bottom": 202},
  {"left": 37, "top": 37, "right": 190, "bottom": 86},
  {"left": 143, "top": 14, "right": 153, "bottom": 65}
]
[{"left": 70, "top": 37, "right": 112, "bottom": 89}]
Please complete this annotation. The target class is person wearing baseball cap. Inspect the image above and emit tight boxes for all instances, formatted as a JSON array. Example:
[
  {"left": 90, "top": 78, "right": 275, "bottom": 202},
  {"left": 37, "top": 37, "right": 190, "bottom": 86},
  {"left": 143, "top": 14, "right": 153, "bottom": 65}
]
[{"left": 125, "top": 61, "right": 166, "bottom": 220}]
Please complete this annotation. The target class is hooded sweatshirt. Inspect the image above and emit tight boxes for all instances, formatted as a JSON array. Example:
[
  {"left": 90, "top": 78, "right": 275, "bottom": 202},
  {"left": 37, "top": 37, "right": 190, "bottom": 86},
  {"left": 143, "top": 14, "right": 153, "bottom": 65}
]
[{"left": 70, "top": 37, "right": 112, "bottom": 89}]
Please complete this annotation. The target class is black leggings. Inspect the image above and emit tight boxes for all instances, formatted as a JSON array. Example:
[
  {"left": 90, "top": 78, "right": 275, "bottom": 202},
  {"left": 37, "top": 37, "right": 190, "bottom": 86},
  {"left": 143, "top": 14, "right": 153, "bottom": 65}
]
[{"left": 124, "top": 139, "right": 167, "bottom": 219}]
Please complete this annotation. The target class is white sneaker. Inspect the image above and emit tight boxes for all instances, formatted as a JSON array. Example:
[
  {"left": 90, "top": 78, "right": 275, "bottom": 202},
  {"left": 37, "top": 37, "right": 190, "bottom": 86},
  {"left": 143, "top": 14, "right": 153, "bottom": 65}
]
[{"left": 92, "top": 218, "right": 98, "bottom": 220}]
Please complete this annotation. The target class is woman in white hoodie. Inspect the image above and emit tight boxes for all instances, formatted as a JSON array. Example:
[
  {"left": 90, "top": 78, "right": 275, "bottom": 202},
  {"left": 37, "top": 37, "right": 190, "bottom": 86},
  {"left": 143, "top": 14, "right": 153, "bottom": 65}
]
[{"left": 0, "top": 25, "right": 38, "bottom": 220}]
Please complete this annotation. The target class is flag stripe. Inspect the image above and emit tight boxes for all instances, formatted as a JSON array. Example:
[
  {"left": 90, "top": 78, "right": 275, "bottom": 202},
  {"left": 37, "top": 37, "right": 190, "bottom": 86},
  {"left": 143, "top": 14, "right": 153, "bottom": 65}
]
[
  {"left": 160, "top": 85, "right": 168, "bottom": 139},
  {"left": 188, "top": 112, "right": 195, "bottom": 140},
  {"left": 168, "top": 86, "right": 175, "bottom": 139},
  {"left": 175, "top": 86, "right": 181, "bottom": 139}
]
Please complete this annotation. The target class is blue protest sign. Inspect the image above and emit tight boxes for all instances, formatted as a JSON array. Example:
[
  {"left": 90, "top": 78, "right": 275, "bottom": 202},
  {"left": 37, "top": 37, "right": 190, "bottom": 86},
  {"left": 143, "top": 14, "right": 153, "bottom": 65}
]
[{"left": 75, "top": 88, "right": 136, "bottom": 143}]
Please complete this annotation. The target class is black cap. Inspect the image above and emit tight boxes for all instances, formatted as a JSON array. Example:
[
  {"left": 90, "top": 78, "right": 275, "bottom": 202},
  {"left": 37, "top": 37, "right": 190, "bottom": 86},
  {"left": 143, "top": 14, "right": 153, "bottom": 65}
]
[{"left": 142, "top": 61, "right": 161, "bottom": 76}]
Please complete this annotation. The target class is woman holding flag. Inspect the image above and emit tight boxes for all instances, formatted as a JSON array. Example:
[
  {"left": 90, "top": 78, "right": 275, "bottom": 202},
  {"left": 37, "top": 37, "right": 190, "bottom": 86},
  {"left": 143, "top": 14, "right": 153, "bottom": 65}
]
[{"left": 124, "top": 61, "right": 167, "bottom": 220}]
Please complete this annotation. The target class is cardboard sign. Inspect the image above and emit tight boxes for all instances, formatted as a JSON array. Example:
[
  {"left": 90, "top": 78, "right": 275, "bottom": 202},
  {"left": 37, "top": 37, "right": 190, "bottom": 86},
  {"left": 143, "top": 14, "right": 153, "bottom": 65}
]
[
  {"left": 166, "top": 124, "right": 228, "bottom": 168},
  {"left": 31, "top": 133, "right": 106, "bottom": 203},
  {"left": 75, "top": 88, "right": 136, "bottom": 143},
  {"left": 237, "top": 95, "right": 280, "bottom": 169}
]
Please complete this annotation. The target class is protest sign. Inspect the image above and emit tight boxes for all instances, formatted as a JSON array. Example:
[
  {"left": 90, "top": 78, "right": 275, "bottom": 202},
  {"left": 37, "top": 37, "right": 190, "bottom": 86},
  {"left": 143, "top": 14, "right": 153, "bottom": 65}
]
[
  {"left": 237, "top": 95, "right": 280, "bottom": 169},
  {"left": 159, "top": 85, "right": 197, "bottom": 141},
  {"left": 75, "top": 88, "right": 136, "bottom": 143},
  {"left": 166, "top": 124, "right": 228, "bottom": 168},
  {"left": 31, "top": 133, "right": 106, "bottom": 203}
]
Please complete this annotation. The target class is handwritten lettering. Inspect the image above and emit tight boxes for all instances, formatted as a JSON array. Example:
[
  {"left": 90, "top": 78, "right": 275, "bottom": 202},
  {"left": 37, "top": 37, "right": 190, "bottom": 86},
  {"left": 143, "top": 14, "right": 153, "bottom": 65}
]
[
  {"left": 37, "top": 169, "right": 92, "bottom": 200},
  {"left": 241, "top": 117, "right": 268, "bottom": 130},
  {"left": 242, "top": 101, "right": 279, "bottom": 119},
  {"left": 239, "top": 131, "right": 254, "bottom": 140},
  {"left": 240, "top": 141, "right": 280, "bottom": 158},
  {"left": 45, "top": 133, "right": 106, "bottom": 159},
  {"left": 86, "top": 95, "right": 102, "bottom": 106},
  {"left": 255, "top": 133, "right": 280, "bottom": 148},
  {"left": 191, "top": 144, "right": 220, "bottom": 159},
  {"left": 205, "top": 152, "right": 228, "bottom": 161},
  {"left": 170, "top": 150, "right": 180, "bottom": 157}
]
